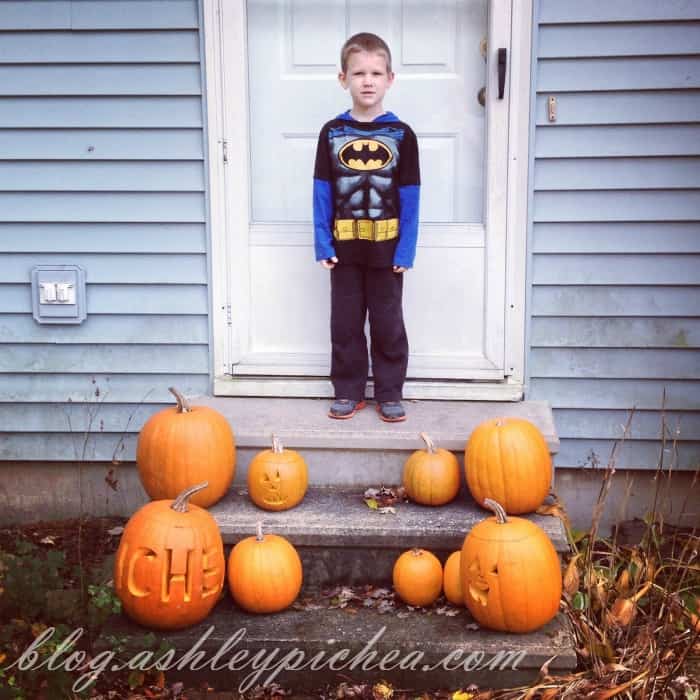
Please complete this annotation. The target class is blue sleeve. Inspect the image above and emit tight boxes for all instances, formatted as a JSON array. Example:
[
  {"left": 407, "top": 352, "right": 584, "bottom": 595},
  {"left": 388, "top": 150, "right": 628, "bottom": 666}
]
[
  {"left": 313, "top": 178, "right": 336, "bottom": 261},
  {"left": 394, "top": 184, "right": 420, "bottom": 268}
]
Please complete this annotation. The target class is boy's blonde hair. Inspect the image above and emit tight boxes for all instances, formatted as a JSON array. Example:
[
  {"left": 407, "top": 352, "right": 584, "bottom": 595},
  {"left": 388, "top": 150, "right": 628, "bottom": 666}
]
[{"left": 340, "top": 32, "right": 392, "bottom": 74}]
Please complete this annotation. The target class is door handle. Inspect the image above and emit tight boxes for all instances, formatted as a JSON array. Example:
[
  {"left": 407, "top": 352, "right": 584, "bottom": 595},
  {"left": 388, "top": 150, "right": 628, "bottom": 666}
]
[{"left": 498, "top": 48, "right": 507, "bottom": 99}]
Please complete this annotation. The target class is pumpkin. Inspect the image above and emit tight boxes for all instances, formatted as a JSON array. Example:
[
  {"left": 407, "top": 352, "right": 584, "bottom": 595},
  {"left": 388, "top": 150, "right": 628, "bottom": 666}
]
[
  {"left": 443, "top": 551, "right": 464, "bottom": 606},
  {"left": 247, "top": 435, "right": 308, "bottom": 511},
  {"left": 392, "top": 548, "right": 443, "bottom": 607},
  {"left": 402, "top": 432, "right": 461, "bottom": 506},
  {"left": 114, "top": 482, "right": 225, "bottom": 630},
  {"left": 460, "top": 498, "right": 561, "bottom": 633},
  {"left": 137, "top": 387, "right": 235, "bottom": 508},
  {"left": 227, "top": 521, "right": 302, "bottom": 613},
  {"left": 464, "top": 416, "right": 551, "bottom": 514}
]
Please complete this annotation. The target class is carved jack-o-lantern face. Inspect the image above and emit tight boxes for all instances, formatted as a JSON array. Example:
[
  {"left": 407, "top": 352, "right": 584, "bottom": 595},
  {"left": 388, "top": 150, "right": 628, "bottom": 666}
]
[
  {"left": 114, "top": 484, "right": 225, "bottom": 630},
  {"left": 460, "top": 499, "right": 562, "bottom": 633},
  {"left": 261, "top": 468, "right": 284, "bottom": 506},
  {"left": 466, "top": 557, "right": 499, "bottom": 607},
  {"left": 247, "top": 436, "right": 308, "bottom": 512}
]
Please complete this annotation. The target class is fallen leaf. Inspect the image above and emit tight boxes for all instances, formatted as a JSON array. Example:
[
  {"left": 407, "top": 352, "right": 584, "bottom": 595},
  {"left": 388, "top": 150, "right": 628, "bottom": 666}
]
[
  {"left": 377, "top": 600, "right": 394, "bottom": 614},
  {"left": 365, "top": 498, "right": 379, "bottom": 510},
  {"left": 563, "top": 554, "right": 581, "bottom": 596},
  {"left": 536, "top": 501, "right": 572, "bottom": 531},
  {"left": 451, "top": 691, "right": 474, "bottom": 700},
  {"left": 40, "top": 535, "right": 56, "bottom": 545},
  {"left": 616, "top": 568, "right": 631, "bottom": 596},
  {"left": 368, "top": 587, "right": 392, "bottom": 598},
  {"left": 373, "top": 681, "right": 394, "bottom": 699}
]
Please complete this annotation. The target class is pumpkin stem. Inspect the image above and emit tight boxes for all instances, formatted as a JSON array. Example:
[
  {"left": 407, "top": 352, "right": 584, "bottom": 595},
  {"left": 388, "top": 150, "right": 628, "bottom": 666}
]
[
  {"left": 271, "top": 434, "right": 283, "bottom": 454},
  {"left": 171, "top": 482, "right": 208, "bottom": 512},
  {"left": 419, "top": 432, "right": 436, "bottom": 453},
  {"left": 169, "top": 386, "right": 191, "bottom": 413},
  {"left": 255, "top": 521, "right": 265, "bottom": 541},
  {"left": 483, "top": 498, "right": 508, "bottom": 524}
]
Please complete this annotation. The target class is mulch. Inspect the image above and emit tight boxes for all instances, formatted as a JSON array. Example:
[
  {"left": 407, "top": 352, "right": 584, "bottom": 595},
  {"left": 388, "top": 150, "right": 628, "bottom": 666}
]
[{"left": 0, "top": 515, "right": 126, "bottom": 568}]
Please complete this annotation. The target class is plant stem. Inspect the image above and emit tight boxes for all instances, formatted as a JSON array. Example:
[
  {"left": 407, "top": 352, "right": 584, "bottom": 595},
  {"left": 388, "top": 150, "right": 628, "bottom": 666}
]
[
  {"left": 419, "top": 432, "right": 436, "bottom": 453},
  {"left": 171, "top": 482, "right": 208, "bottom": 512},
  {"left": 169, "top": 386, "right": 191, "bottom": 413}
]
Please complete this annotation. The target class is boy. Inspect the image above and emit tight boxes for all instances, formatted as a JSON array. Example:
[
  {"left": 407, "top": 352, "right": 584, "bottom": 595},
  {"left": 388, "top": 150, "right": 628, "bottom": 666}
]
[{"left": 313, "top": 32, "right": 420, "bottom": 422}]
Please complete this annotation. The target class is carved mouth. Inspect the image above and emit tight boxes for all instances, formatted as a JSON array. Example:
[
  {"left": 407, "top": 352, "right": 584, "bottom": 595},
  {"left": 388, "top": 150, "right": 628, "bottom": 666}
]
[{"left": 467, "top": 558, "right": 498, "bottom": 607}]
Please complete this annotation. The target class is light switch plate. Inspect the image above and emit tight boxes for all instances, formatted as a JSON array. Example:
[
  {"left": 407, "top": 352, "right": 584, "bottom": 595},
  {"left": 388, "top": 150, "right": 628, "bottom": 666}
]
[{"left": 31, "top": 265, "right": 87, "bottom": 324}]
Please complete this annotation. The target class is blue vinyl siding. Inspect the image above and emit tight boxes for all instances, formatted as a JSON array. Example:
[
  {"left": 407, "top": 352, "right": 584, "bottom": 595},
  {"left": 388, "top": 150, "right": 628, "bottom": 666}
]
[
  {"left": 527, "top": 0, "right": 700, "bottom": 470},
  {"left": 0, "top": 0, "right": 208, "bottom": 461}
]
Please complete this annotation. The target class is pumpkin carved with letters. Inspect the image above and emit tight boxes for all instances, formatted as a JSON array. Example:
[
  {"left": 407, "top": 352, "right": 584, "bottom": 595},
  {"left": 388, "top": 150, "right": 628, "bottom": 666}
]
[
  {"left": 114, "top": 482, "right": 225, "bottom": 630},
  {"left": 460, "top": 499, "right": 561, "bottom": 633}
]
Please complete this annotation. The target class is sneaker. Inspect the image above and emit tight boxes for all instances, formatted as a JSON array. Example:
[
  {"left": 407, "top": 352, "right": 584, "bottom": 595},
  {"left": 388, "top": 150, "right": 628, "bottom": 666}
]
[
  {"left": 376, "top": 401, "right": 406, "bottom": 422},
  {"left": 328, "top": 398, "right": 366, "bottom": 419}
]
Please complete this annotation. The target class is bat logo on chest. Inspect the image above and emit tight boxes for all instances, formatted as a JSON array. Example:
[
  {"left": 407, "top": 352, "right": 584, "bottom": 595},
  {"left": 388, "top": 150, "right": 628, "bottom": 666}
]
[{"left": 339, "top": 138, "right": 393, "bottom": 171}]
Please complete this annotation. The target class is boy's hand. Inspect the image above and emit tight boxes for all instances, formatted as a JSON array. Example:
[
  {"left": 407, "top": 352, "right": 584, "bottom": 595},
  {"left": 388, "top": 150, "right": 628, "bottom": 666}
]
[
  {"left": 393, "top": 265, "right": 407, "bottom": 273},
  {"left": 320, "top": 257, "right": 338, "bottom": 269}
]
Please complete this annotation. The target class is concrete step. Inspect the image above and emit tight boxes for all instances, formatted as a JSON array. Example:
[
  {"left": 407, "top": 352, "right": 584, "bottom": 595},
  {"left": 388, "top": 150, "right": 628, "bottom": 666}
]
[
  {"left": 209, "top": 486, "right": 569, "bottom": 590},
  {"left": 103, "top": 598, "right": 577, "bottom": 693},
  {"left": 194, "top": 397, "right": 559, "bottom": 485}
]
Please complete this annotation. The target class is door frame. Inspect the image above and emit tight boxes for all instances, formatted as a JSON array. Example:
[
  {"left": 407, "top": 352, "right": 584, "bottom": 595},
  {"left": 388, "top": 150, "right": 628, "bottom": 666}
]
[{"left": 202, "top": 0, "right": 532, "bottom": 400}]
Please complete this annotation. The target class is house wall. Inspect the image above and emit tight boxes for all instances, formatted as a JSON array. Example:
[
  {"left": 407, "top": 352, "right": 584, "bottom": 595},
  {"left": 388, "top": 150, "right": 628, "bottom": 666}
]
[
  {"left": 0, "top": 1, "right": 210, "bottom": 465},
  {"left": 526, "top": 0, "right": 700, "bottom": 477},
  {"left": 0, "top": 0, "right": 698, "bottom": 528}
]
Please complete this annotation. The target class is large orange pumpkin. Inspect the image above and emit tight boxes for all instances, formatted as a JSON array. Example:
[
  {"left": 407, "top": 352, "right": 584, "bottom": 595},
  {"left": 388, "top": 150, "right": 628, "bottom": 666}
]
[
  {"left": 247, "top": 435, "right": 308, "bottom": 511},
  {"left": 137, "top": 387, "right": 235, "bottom": 508},
  {"left": 460, "top": 499, "right": 562, "bottom": 633},
  {"left": 227, "top": 522, "right": 303, "bottom": 613},
  {"left": 403, "top": 432, "right": 460, "bottom": 506},
  {"left": 114, "top": 482, "right": 225, "bottom": 630},
  {"left": 392, "top": 548, "right": 443, "bottom": 607},
  {"left": 443, "top": 551, "right": 464, "bottom": 606},
  {"left": 464, "top": 417, "right": 551, "bottom": 514}
]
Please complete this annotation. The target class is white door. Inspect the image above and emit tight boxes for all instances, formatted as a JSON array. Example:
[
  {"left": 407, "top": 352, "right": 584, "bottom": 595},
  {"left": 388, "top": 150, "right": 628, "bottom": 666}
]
[{"left": 208, "top": 0, "right": 526, "bottom": 397}]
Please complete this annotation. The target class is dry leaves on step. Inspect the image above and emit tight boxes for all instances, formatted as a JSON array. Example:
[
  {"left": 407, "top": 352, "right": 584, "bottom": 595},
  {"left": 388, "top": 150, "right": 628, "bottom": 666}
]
[
  {"left": 335, "top": 681, "right": 369, "bottom": 698},
  {"left": 435, "top": 604, "right": 461, "bottom": 617},
  {"left": 536, "top": 494, "right": 572, "bottom": 532},
  {"left": 372, "top": 681, "right": 394, "bottom": 699},
  {"left": 364, "top": 486, "right": 407, "bottom": 512}
]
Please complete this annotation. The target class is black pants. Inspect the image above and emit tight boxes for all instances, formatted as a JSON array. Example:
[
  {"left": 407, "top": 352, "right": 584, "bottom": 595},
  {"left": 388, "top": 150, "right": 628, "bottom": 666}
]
[{"left": 330, "top": 264, "right": 409, "bottom": 402}]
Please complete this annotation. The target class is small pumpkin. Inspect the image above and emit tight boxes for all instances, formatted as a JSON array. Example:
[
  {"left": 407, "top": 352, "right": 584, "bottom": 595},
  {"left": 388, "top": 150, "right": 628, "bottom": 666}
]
[
  {"left": 464, "top": 417, "right": 551, "bottom": 514},
  {"left": 247, "top": 435, "right": 308, "bottom": 511},
  {"left": 393, "top": 548, "right": 443, "bottom": 607},
  {"left": 227, "top": 521, "right": 302, "bottom": 613},
  {"left": 460, "top": 498, "right": 561, "bottom": 633},
  {"left": 137, "top": 387, "right": 235, "bottom": 508},
  {"left": 114, "top": 482, "right": 225, "bottom": 630},
  {"left": 403, "top": 432, "right": 460, "bottom": 506},
  {"left": 443, "top": 551, "right": 464, "bottom": 606}
]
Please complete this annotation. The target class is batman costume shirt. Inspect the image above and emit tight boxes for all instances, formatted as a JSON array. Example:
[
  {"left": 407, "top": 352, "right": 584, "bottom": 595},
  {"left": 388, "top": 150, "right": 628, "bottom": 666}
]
[{"left": 313, "top": 110, "right": 420, "bottom": 268}]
